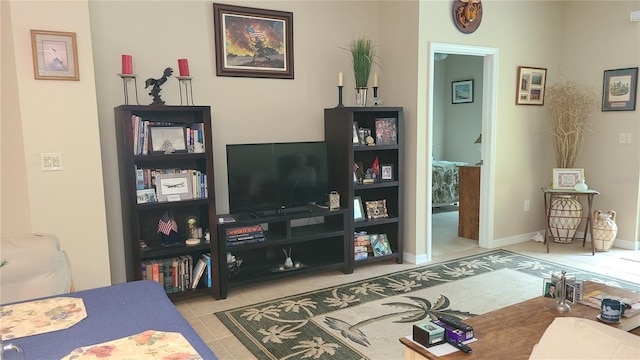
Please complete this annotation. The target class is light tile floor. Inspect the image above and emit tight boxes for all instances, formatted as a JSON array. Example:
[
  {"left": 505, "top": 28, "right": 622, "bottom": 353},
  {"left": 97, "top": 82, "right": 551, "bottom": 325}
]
[{"left": 175, "top": 214, "right": 640, "bottom": 359}]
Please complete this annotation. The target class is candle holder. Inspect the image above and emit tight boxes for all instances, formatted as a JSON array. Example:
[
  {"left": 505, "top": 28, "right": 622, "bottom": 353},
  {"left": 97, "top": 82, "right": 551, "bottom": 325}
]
[
  {"left": 336, "top": 85, "right": 344, "bottom": 108},
  {"left": 118, "top": 74, "right": 140, "bottom": 105},
  {"left": 372, "top": 86, "right": 382, "bottom": 106},
  {"left": 176, "top": 76, "right": 194, "bottom": 106}
]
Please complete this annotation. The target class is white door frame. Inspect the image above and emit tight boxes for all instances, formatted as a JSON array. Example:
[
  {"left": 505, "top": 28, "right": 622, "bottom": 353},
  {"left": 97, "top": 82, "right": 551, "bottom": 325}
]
[{"left": 426, "top": 43, "right": 498, "bottom": 260}]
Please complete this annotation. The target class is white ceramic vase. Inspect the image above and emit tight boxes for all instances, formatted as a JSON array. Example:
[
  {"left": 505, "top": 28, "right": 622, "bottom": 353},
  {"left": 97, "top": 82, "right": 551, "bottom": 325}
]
[
  {"left": 592, "top": 210, "right": 617, "bottom": 252},
  {"left": 548, "top": 195, "right": 582, "bottom": 243}
]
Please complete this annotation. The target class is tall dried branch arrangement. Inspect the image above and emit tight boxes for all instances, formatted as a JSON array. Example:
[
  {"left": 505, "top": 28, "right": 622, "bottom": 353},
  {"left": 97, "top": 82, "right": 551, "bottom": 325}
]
[{"left": 545, "top": 82, "right": 597, "bottom": 168}]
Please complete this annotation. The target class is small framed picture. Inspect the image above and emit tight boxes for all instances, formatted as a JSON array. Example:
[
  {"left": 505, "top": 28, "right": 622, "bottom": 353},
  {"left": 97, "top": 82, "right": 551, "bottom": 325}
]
[
  {"left": 552, "top": 168, "right": 584, "bottom": 189},
  {"left": 543, "top": 279, "right": 557, "bottom": 298},
  {"left": 30, "top": 30, "right": 79, "bottom": 81},
  {"left": 354, "top": 196, "right": 365, "bottom": 221},
  {"left": 155, "top": 173, "right": 193, "bottom": 202},
  {"left": 602, "top": 67, "right": 638, "bottom": 111},
  {"left": 451, "top": 79, "right": 474, "bottom": 104},
  {"left": 352, "top": 121, "right": 360, "bottom": 144},
  {"left": 365, "top": 199, "right": 389, "bottom": 220},
  {"left": 381, "top": 164, "right": 393, "bottom": 181},
  {"left": 149, "top": 126, "right": 187, "bottom": 154},
  {"left": 374, "top": 118, "right": 398, "bottom": 145},
  {"left": 136, "top": 189, "right": 157, "bottom": 204},
  {"left": 516, "top": 66, "right": 547, "bottom": 105},
  {"left": 565, "top": 282, "right": 576, "bottom": 304}
]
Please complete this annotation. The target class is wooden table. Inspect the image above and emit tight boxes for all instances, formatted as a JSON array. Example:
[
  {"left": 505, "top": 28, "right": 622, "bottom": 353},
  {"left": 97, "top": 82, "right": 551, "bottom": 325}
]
[{"left": 400, "top": 281, "right": 640, "bottom": 360}]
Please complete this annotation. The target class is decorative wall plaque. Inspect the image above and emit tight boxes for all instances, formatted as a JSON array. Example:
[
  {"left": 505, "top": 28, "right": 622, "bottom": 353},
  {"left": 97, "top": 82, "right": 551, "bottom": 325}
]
[{"left": 453, "top": 0, "right": 483, "bottom": 34}]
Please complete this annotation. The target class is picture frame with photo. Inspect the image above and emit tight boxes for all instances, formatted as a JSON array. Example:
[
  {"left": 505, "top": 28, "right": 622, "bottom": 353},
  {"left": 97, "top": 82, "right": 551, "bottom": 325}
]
[
  {"left": 374, "top": 118, "right": 397, "bottom": 145},
  {"left": 155, "top": 173, "right": 193, "bottom": 202},
  {"left": 451, "top": 79, "right": 474, "bottom": 104},
  {"left": 542, "top": 279, "right": 557, "bottom": 298},
  {"left": 381, "top": 164, "right": 393, "bottom": 181},
  {"left": 602, "top": 67, "right": 638, "bottom": 111},
  {"left": 30, "top": 30, "right": 79, "bottom": 81},
  {"left": 352, "top": 121, "right": 360, "bottom": 144},
  {"left": 136, "top": 188, "right": 157, "bottom": 204},
  {"left": 149, "top": 126, "right": 188, "bottom": 154},
  {"left": 516, "top": 66, "right": 547, "bottom": 105},
  {"left": 353, "top": 196, "right": 365, "bottom": 221},
  {"left": 552, "top": 168, "right": 584, "bottom": 189}
]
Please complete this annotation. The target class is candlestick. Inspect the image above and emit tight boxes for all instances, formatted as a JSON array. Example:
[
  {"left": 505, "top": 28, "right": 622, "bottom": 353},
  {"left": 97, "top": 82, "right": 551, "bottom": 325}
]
[
  {"left": 178, "top": 59, "right": 190, "bottom": 77},
  {"left": 117, "top": 74, "right": 140, "bottom": 105},
  {"left": 373, "top": 73, "right": 378, "bottom": 87},
  {"left": 176, "top": 76, "right": 195, "bottom": 106},
  {"left": 122, "top": 55, "right": 133, "bottom": 74},
  {"left": 373, "top": 86, "right": 378, "bottom": 98},
  {"left": 338, "top": 71, "right": 343, "bottom": 86},
  {"left": 337, "top": 85, "right": 344, "bottom": 108},
  {"left": 372, "top": 86, "right": 382, "bottom": 106}
]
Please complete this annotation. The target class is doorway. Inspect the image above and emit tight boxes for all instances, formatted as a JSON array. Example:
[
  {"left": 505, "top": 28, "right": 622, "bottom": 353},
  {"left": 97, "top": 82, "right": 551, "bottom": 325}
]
[{"left": 426, "top": 43, "right": 498, "bottom": 261}]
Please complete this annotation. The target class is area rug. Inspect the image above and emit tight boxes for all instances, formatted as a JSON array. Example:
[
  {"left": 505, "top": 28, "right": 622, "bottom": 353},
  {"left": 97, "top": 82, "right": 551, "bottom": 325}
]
[{"left": 215, "top": 249, "right": 640, "bottom": 360}]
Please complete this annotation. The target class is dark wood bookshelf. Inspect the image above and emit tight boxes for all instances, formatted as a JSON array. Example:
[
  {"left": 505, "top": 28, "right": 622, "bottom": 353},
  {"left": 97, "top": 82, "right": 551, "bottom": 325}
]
[
  {"left": 114, "top": 105, "right": 219, "bottom": 299},
  {"left": 324, "top": 106, "right": 404, "bottom": 267}
]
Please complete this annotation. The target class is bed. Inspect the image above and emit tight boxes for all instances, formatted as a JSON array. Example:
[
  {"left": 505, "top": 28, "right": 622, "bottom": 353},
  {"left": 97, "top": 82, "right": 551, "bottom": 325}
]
[
  {"left": 432, "top": 160, "right": 468, "bottom": 206},
  {"left": 0, "top": 280, "right": 217, "bottom": 359}
]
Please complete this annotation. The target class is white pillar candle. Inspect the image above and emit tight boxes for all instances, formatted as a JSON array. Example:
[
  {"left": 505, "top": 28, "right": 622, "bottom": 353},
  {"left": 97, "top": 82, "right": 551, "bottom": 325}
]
[
  {"left": 338, "top": 71, "right": 343, "bottom": 86},
  {"left": 373, "top": 73, "right": 378, "bottom": 87}
]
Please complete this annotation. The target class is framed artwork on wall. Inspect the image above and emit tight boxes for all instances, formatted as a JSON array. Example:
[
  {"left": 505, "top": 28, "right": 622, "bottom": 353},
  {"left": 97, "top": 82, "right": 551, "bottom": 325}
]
[
  {"left": 213, "top": 3, "right": 294, "bottom": 79},
  {"left": 451, "top": 79, "right": 474, "bottom": 104},
  {"left": 602, "top": 67, "right": 638, "bottom": 111},
  {"left": 516, "top": 66, "right": 547, "bottom": 105},
  {"left": 30, "top": 30, "right": 79, "bottom": 81}
]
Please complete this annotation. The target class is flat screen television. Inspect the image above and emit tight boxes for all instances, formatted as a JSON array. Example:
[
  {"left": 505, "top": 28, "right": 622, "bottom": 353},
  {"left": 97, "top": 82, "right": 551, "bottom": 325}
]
[{"left": 226, "top": 141, "right": 329, "bottom": 215}]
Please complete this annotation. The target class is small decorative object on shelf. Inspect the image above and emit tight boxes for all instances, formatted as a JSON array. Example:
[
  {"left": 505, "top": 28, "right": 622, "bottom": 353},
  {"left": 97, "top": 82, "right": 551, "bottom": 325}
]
[
  {"left": 145, "top": 67, "right": 173, "bottom": 105},
  {"left": 592, "top": 210, "right": 618, "bottom": 252},
  {"left": 283, "top": 248, "right": 293, "bottom": 269},
  {"left": 552, "top": 270, "right": 572, "bottom": 312},
  {"left": 365, "top": 199, "right": 389, "bottom": 219},
  {"left": 343, "top": 37, "right": 380, "bottom": 106},
  {"left": 157, "top": 211, "right": 179, "bottom": 246},
  {"left": 574, "top": 179, "right": 588, "bottom": 192},
  {"left": 329, "top": 191, "right": 340, "bottom": 211},
  {"left": 372, "top": 73, "right": 382, "bottom": 105},
  {"left": 185, "top": 216, "right": 200, "bottom": 245}
]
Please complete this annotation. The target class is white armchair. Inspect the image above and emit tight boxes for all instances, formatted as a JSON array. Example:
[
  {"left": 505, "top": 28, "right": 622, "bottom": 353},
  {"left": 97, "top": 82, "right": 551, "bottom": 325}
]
[{"left": 0, "top": 233, "right": 73, "bottom": 304}]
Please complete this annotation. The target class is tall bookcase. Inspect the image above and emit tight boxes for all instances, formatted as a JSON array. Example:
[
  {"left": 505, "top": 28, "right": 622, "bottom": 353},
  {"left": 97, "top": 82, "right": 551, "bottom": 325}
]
[
  {"left": 114, "top": 105, "right": 219, "bottom": 299},
  {"left": 324, "top": 107, "right": 404, "bottom": 266}
]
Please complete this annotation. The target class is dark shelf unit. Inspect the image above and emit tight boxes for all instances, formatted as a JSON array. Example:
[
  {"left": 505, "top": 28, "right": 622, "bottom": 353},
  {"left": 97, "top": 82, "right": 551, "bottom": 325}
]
[
  {"left": 216, "top": 207, "right": 350, "bottom": 299},
  {"left": 324, "top": 106, "right": 404, "bottom": 267},
  {"left": 114, "top": 105, "right": 219, "bottom": 299}
]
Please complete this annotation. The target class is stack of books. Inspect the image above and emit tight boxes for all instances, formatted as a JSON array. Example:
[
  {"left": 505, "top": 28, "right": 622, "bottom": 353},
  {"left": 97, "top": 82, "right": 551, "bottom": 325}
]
[
  {"left": 226, "top": 225, "right": 265, "bottom": 246},
  {"left": 354, "top": 233, "right": 372, "bottom": 260}
]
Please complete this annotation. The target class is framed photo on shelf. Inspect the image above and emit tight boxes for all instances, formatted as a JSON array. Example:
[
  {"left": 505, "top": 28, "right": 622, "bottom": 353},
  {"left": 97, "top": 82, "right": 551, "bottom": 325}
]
[
  {"left": 352, "top": 121, "right": 360, "bottom": 144},
  {"left": 374, "top": 118, "right": 397, "bottom": 145},
  {"left": 381, "top": 164, "right": 393, "bottom": 181},
  {"left": 371, "top": 233, "right": 393, "bottom": 256},
  {"left": 365, "top": 199, "right": 389, "bottom": 220},
  {"left": 543, "top": 279, "right": 557, "bottom": 298},
  {"left": 602, "top": 67, "right": 638, "bottom": 111},
  {"left": 353, "top": 196, "right": 365, "bottom": 221},
  {"left": 30, "top": 30, "right": 79, "bottom": 81},
  {"left": 155, "top": 173, "right": 193, "bottom": 202},
  {"left": 552, "top": 168, "right": 584, "bottom": 190},
  {"left": 136, "top": 189, "right": 157, "bottom": 204},
  {"left": 213, "top": 3, "right": 294, "bottom": 79},
  {"left": 516, "top": 66, "right": 547, "bottom": 105},
  {"left": 451, "top": 79, "right": 474, "bottom": 104},
  {"left": 149, "top": 126, "right": 187, "bottom": 154}
]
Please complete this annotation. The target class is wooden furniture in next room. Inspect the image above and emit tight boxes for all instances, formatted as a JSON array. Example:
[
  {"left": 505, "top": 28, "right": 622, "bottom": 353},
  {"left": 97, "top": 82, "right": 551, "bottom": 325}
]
[
  {"left": 457, "top": 165, "right": 480, "bottom": 240},
  {"left": 400, "top": 281, "right": 640, "bottom": 359}
]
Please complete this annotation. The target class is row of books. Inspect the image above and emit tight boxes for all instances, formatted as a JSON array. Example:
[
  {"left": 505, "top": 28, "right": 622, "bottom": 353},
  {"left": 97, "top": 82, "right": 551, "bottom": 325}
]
[
  {"left": 131, "top": 115, "right": 205, "bottom": 155},
  {"left": 135, "top": 167, "right": 208, "bottom": 203},
  {"left": 353, "top": 232, "right": 393, "bottom": 260},
  {"left": 141, "top": 253, "right": 214, "bottom": 294},
  {"left": 226, "top": 225, "right": 265, "bottom": 246}
]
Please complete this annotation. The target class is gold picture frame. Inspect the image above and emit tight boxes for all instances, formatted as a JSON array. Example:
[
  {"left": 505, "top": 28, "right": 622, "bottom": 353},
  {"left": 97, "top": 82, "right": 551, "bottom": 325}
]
[
  {"left": 365, "top": 199, "right": 389, "bottom": 220},
  {"left": 30, "top": 30, "right": 79, "bottom": 81}
]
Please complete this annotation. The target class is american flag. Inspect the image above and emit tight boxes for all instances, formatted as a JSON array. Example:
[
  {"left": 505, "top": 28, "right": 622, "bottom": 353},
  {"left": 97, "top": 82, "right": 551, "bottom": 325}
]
[
  {"left": 158, "top": 217, "right": 177, "bottom": 236},
  {"left": 247, "top": 26, "right": 265, "bottom": 41}
]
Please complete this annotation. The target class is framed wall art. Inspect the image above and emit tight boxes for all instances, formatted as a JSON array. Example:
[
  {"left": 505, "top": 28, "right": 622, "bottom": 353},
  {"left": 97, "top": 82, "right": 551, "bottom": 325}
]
[
  {"left": 516, "top": 66, "right": 547, "bottom": 105},
  {"left": 30, "top": 30, "right": 79, "bottom": 81},
  {"left": 213, "top": 3, "right": 294, "bottom": 79},
  {"left": 149, "top": 126, "right": 187, "bottom": 154},
  {"left": 451, "top": 79, "right": 474, "bottom": 104},
  {"left": 155, "top": 173, "right": 193, "bottom": 202},
  {"left": 552, "top": 168, "right": 584, "bottom": 190},
  {"left": 602, "top": 67, "right": 638, "bottom": 111}
]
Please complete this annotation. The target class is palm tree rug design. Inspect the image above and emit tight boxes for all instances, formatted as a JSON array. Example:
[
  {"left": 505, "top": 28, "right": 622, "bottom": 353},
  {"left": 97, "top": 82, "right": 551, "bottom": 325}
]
[{"left": 215, "top": 249, "right": 640, "bottom": 360}]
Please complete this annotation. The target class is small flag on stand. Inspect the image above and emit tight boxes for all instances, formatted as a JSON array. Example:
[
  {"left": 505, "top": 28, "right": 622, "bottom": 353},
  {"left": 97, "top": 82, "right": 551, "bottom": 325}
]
[{"left": 158, "top": 212, "right": 179, "bottom": 246}]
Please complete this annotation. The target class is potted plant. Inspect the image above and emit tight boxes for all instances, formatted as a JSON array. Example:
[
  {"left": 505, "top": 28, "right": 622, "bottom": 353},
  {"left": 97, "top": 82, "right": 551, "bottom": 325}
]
[{"left": 345, "top": 36, "right": 379, "bottom": 106}]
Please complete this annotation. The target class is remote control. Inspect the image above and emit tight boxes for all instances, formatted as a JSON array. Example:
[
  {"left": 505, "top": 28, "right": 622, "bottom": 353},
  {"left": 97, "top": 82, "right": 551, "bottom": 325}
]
[
  {"left": 447, "top": 338, "right": 472, "bottom": 354},
  {"left": 437, "top": 315, "right": 473, "bottom": 332}
]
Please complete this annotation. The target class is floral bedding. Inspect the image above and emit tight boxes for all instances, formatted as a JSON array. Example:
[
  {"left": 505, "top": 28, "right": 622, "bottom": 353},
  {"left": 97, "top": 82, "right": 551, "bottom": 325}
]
[{"left": 432, "top": 160, "right": 468, "bottom": 205}]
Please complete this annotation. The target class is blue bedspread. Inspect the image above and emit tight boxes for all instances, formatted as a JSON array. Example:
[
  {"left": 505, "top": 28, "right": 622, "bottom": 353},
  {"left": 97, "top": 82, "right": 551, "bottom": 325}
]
[{"left": 2, "top": 280, "right": 217, "bottom": 359}]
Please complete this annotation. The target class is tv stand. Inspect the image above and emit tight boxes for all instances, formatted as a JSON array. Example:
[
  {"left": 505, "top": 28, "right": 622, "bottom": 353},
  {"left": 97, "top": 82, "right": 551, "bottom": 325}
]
[{"left": 216, "top": 207, "right": 350, "bottom": 298}]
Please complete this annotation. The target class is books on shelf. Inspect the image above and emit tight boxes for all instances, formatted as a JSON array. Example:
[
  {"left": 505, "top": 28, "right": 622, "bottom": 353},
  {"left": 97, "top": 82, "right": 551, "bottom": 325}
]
[
  {"left": 226, "top": 225, "right": 265, "bottom": 246},
  {"left": 354, "top": 232, "right": 372, "bottom": 260},
  {"left": 191, "top": 257, "right": 207, "bottom": 289},
  {"left": 131, "top": 115, "right": 205, "bottom": 155},
  {"left": 134, "top": 167, "right": 207, "bottom": 202}
]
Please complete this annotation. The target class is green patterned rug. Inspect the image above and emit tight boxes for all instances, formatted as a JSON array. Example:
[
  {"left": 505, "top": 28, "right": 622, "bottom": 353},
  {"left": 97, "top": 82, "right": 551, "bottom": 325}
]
[{"left": 215, "top": 249, "right": 640, "bottom": 360}]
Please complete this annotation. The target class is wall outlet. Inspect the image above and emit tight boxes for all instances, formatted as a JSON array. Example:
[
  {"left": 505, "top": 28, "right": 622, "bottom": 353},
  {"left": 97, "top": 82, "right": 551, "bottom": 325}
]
[
  {"left": 619, "top": 132, "right": 632, "bottom": 144},
  {"left": 524, "top": 200, "right": 530, "bottom": 212},
  {"left": 41, "top": 153, "right": 63, "bottom": 171}
]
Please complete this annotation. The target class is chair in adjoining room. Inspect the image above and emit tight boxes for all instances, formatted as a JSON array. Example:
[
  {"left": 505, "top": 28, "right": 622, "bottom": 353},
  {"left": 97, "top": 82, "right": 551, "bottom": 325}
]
[{"left": 1, "top": 233, "right": 73, "bottom": 304}]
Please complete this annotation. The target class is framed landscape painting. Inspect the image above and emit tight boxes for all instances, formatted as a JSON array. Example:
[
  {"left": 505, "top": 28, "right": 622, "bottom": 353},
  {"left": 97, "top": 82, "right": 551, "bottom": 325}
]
[
  {"left": 451, "top": 79, "right": 474, "bottom": 104},
  {"left": 602, "top": 67, "right": 638, "bottom": 111},
  {"left": 213, "top": 3, "right": 294, "bottom": 79}
]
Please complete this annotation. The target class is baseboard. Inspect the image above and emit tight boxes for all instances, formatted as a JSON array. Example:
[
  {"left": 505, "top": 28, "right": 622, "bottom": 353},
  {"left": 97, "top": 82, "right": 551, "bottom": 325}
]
[{"left": 489, "top": 231, "right": 639, "bottom": 251}]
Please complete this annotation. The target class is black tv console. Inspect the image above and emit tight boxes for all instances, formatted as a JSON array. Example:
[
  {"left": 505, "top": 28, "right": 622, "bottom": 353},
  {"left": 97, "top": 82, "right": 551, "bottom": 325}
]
[{"left": 216, "top": 207, "right": 350, "bottom": 299}]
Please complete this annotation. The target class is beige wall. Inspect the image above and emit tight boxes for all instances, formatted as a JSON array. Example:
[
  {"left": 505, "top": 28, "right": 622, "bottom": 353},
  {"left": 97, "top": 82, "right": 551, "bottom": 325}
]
[
  {"left": 3, "top": 1, "right": 638, "bottom": 289},
  {"left": 2, "top": 0, "right": 111, "bottom": 291}
]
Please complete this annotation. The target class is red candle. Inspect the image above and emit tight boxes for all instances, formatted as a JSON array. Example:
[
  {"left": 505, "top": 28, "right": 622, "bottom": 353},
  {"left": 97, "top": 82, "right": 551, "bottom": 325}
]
[
  {"left": 121, "top": 55, "right": 133, "bottom": 74},
  {"left": 178, "top": 59, "right": 190, "bottom": 77}
]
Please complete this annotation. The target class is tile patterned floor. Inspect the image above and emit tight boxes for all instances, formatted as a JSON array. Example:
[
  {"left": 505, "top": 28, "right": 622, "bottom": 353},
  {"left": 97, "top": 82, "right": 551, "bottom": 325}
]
[{"left": 175, "top": 217, "right": 640, "bottom": 359}]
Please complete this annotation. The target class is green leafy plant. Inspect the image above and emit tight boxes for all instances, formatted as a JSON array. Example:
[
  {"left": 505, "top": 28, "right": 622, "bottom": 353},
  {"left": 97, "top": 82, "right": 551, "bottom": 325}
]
[{"left": 345, "top": 37, "right": 379, "bottom": 88}]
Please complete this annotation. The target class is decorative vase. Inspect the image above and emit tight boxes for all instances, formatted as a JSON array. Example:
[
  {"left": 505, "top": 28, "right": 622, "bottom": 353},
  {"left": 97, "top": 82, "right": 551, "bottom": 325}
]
[
  {"left": 574, "top": 179, "right": 588, "bottom": 192},
  {"left": 355, "top": 87, "right": 368, "bottom": 107},
  {"left": 548, "top": 195, "right": 582, "bottom": 243},
  {"left": 592, "top": 210, "right": 617, "bottom": 252}
]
